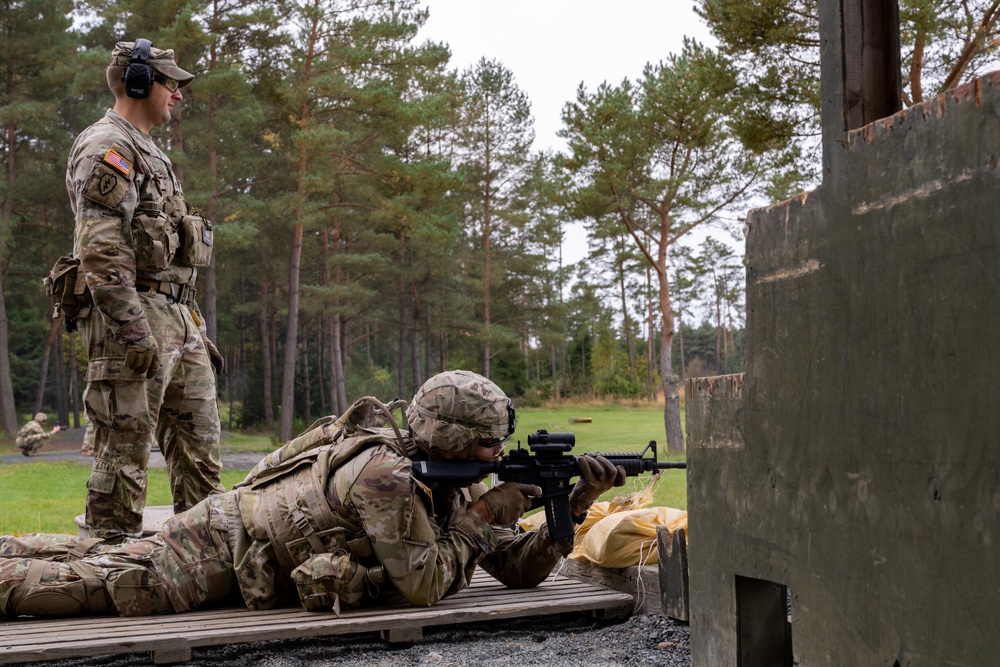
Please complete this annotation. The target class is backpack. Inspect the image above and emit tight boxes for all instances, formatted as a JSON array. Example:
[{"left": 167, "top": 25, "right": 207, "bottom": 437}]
[
  {"left": 44, "top": 255, "right": 92, "bottom": 333},
  {"left": 235, "top": 396, "right": 412, "bottom": 489}
]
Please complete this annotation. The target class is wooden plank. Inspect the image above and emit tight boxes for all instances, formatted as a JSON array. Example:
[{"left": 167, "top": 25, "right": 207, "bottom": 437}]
[
  {"left": 658, "top": 525, "right": 690, "bottom": 622},
  {"left": 556, "top": 558, "right": 661, "bottom": 614},
  {"left": 0, "top": 568, "right": 633, "bottom": 665}
]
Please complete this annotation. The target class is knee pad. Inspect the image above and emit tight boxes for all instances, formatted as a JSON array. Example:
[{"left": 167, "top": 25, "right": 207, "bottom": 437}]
[{"left": 105, "top": 566, "right": 173, "bottom": 616}]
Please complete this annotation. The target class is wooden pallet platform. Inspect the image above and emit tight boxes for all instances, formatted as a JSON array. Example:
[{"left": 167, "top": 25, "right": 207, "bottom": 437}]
[{"left": 0, "top": 568, "right": 634, "bottom": 665}]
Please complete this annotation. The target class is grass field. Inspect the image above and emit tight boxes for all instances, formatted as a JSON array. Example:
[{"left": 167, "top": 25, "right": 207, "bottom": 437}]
[{"left": 0, "top": 403, "right": 686, "bottom": 536}]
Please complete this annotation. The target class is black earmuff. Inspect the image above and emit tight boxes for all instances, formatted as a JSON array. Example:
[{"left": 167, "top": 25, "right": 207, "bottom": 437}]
[{"left": 122, "top": 38, "right": 154, "bottom": 99}]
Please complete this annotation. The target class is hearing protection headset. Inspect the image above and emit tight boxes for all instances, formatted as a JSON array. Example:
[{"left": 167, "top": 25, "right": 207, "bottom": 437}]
[{"left": 122, "top": 38, "right": 154, "bottom": 99}]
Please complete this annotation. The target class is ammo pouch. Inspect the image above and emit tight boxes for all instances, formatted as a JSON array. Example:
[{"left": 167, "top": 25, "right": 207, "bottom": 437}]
[
  {"left": 291, "top": 553, "right": 386, "bottom": 613},
  {"left": 132, "top": 206, "right": 178, "bottom": 270},
  {"left": 159, "top": 195, "right": 213, "bottom": 268},
  {"left": 44, "top": 255, "right": 92, "bottom": 333},
  {"left": 178, "top": 212, "right": 213, "bottom": 267}
]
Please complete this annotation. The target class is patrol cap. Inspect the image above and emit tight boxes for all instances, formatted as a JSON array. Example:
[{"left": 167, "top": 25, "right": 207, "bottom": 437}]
[{"left": 110, "top": 41, "right": 195, "bottom": 88}]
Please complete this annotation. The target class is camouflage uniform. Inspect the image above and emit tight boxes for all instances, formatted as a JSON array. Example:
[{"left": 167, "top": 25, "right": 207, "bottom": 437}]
[
  {"left": 15, "top": 417, "right": 52, "bottom": 456},
  {"left": 66, "top": 42, "right": 222, "bottom": 540},
  {"left": 0, "top": 389, "right": 572, "bottom": 618}
]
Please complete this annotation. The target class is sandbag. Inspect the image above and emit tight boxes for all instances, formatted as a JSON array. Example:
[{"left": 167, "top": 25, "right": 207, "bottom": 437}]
[{"left": 570, "top": 506, "right": 688, "bottom": 568}]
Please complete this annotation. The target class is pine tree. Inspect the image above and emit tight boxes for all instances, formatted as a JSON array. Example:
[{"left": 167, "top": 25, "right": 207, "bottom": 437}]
[
  {"left": 561, "top": 40, "right": 779, "bottom": 452},
  {"left": 0, "top": 0, "right": 79, "bottom": 434},
  {"left": 454, "top": 58, "right": 534, "bottom": 379}
]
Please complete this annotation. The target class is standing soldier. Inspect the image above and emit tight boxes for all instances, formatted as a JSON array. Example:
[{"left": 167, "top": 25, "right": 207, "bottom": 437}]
[
  {"left": 15, "top": 414, "right": 61, "bottom": 457},
  {"left": 65, "top": 39, "right": 224, "bottom": 541}
]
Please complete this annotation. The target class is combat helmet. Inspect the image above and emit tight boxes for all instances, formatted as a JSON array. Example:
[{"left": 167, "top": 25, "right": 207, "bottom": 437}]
[
  {"left": 407, "top": 370, "right": 515, "bottom": 453},
  {"left": 33, "top": 412, "right": 47, "bottom": 423}
]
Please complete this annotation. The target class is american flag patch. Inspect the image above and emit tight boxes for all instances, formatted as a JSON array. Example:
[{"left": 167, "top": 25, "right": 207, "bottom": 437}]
[{"left": 103, "top": 148, "right": 133, "bottom": 176}]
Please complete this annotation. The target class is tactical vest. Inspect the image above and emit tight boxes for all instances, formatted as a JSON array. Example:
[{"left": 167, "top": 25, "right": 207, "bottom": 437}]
[
  {"left": 236, "top": 399, "right": 413, "bottom": 577},
  {"left": 102, "top": 117, "right": 214, "bottom": 282}
]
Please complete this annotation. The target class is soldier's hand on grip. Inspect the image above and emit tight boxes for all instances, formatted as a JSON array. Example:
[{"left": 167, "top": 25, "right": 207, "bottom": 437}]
[
  {"left": 478, "top": 482, "right": 541, "bottom": 526},
  {"left": 569, "top": 455, "right": 627, "bottom": 515},
  {"left": 125, "top": 335, "right": 160, "bottom": 378}
]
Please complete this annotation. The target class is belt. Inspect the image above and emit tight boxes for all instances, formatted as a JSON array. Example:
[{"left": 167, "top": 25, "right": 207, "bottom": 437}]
[{"left": 135, "top": 278, "right": 193, "bottom": 303}]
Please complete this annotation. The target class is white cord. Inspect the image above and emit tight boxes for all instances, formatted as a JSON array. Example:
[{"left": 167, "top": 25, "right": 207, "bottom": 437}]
[{"left": 633, "top": 539, "right": 658, "bottom": 613}]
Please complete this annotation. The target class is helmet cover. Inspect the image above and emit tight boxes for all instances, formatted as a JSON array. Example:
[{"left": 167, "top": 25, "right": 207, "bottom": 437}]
[{"left": 407, "top": 370, "right": 514, "bottom": 452}]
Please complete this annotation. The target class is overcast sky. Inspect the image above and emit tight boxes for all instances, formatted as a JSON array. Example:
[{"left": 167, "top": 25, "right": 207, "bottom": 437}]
[
  {"left": 416, "top": 2, "right": 723, "bottom": 264},
  {"left": 417, "top": 1, "right": 715, "bottom": 154}
]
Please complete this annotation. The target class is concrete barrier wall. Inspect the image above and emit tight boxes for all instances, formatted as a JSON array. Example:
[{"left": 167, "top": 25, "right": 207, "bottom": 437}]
[{"left": 688, "top": 72, "right": 1000, "bottom": 666}]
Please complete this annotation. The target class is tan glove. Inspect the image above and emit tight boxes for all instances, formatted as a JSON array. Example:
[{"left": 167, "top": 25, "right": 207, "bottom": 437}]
[
  {"left": 569, "top": 455, "right": 627, "bottom": 516},
  {"left": 205, "top": 337, "right": 225, "bottom": 374},
  {"left": 124, "top": 335, "right": 159, "bottom": 378},
  {"left": 477, "top": 482, "right": 542, "bottom": 526}
]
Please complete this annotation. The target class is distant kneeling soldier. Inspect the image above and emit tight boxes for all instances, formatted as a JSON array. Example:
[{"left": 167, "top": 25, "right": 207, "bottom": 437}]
[
  {"left": 0, "top": 371, "right": 625, "bottom": 617},
  {"left": 15, "top": 414, "right": 61, "bottom": 457}
]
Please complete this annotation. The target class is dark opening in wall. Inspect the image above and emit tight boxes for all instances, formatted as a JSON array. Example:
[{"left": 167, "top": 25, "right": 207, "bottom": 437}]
[{"left": 736, "top": 575, "right": 793, "bottom": 667}]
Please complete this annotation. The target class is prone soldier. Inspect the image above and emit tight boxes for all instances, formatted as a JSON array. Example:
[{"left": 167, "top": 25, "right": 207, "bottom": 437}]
[{"left": 0, "top": 371, "right": 624, "bottom": 617}]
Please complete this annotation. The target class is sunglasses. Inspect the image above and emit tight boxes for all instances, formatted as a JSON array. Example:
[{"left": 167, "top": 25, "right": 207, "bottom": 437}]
[{"left": 153, "top": 73, "right": 180, "bottom": 93}]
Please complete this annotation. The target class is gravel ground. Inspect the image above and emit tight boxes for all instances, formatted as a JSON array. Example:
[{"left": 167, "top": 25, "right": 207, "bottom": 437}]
[
  {"left": 14, "top": 612, "right": 690, "bottom": 667},
  {"left": 5, "top": 430, "right": 692, "bottom": 666}
]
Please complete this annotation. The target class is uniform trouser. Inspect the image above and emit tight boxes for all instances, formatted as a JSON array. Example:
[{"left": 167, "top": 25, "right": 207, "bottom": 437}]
[
  {"left": 0, "top": 495, "right": 236, "bottom": 618},
  {"left": 80, "top": 291, "right": 223, "bottom": 539}
]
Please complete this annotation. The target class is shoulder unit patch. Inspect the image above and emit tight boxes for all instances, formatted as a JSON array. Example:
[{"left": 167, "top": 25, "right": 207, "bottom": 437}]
[{"left": 103, "top": 148, "right": 133, "bottom": 176}]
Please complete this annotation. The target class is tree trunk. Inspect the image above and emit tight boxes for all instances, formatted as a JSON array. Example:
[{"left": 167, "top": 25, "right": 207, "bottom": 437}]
[
  {"left": 317, "top": 318, "right": 327, "bottom": 416},
  {"left": 280, "top": 222, "right": 303, "bottom": 442},
  {"left": 204, "top": 30, "right": 220, "bottom": 342},
  {"left": 655, "top": 215, "right": 684, "bottom": 453},
  {"left": 677, "top": 316, "right": 686, "bottom": 381},
  {"left": 260, "top": 280, "right": 275, "bottom": 430},
  {"left": 0, "top": 265, "right": 17, "bottom": 434},
  {"left": 715, "top": 291, "right": 724, "bottom": 374},
  {"left": 411, "top": 287, "right": 422, "bottom": 395},
  {"left": 550, "top": 343, "right": 559, "bottom": 400},
  {"left": 338, "top": 318, "right": 348, "bottom": 409},
  {"left": 482, "top": 171, "right": 492, "bottom": 379},
  {"left": 35, "top": 317, "right": 60, "bottom": 413},
  {"left": 424, "top": 310, "right": 432, "bottom": 385},
  {"left": 331, "top": 313, "right": 346, "bottom": 415},
  {"left": 619, "top": 234, "right": 634, "bottom": 371},
  {"left": 280, "top": 8, "right": 321, "bottom": 441},
  {"left": 0, "top": 102, "right": 18, "bottom": 436},
  {"left": 69, "top": 331, "right": 81, "bottom": 427},
  {"left": 395, "top": 300, "right": 406, "bottom": 396},
  {"left": 302, "top": 325, "right": 311, "bottom": 425},
  {"left": 648, "top": 263, "right": 658, "bottom": 395},
  {"left": 54, "top": 329, "right": 69, "bottom": 425}
]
